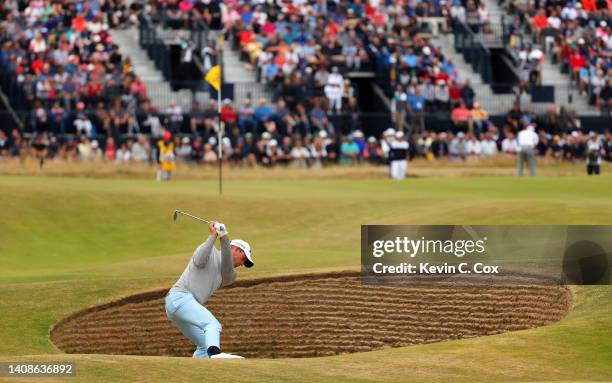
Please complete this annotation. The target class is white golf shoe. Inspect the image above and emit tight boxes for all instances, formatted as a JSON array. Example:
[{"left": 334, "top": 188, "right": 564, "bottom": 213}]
[{"left": 210, "top": 352, "right": 244, "bottom": 359}]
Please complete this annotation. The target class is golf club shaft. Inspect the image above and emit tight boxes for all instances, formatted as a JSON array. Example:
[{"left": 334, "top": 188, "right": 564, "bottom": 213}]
[{"left": 176, "top": 210, "right": 210, "bottom": 224}]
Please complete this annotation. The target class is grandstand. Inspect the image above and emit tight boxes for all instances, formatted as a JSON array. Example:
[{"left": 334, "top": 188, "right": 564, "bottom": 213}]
[{"left": 0, "top": 0, "right": 610, "bottom": 167}]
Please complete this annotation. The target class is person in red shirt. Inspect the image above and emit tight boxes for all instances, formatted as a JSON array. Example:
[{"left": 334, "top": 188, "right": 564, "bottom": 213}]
[
  {"left": 220, "top": 99, "right": 238, "bottom": 130},
  {"left": 434, "top": 70, "right": 449, "bottom": 85},
  {"left": 570, "top": 51, "right": 586, "bottom": 80},
  {"left": 105, "top": 137, "right": 116, "bottom": 162},
  {"left": 451, "top": 101, "right": 474, "bottom": 133},
  {"left": 448, "top": 80, "right": 463, "bottom": 107},
  {"left": 582, "top": 0, "right": 596, "bottom": 12},
  {"left": 531, "top": 9, "right": 548, "bottom": 41},
  {"left": 31, "top": 55, "right": 47, "bottom": 74},
  {"left": 71, "top": 14, "right": 87, "bottom": 33},
  {"left": 130, "top": 76, "right": 148, "bottom": 101},
  {"left": 86, "top": 78, "right": 103, "bottom": 105},
  {"left": 238, "top": 27, "right": 255, "bottom": 47}
]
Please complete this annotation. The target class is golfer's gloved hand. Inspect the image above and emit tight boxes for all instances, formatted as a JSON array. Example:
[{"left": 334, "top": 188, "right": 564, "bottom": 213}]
[{"left": 214, "top": 222, "right": 229, "bottom": 238}]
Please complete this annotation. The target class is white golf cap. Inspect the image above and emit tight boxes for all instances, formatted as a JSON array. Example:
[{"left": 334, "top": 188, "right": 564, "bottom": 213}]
[{"left": 230, "top": 239, "right": 253, "bottom": 268}]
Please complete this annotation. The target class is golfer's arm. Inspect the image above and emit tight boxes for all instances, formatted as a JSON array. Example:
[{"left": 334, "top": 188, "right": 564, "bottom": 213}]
[
  {"left": 192, "top": 235, "right": 216, "bottom": 267},
  {"left": 220, "top": 236, "right": 236, "bottom": 286}
]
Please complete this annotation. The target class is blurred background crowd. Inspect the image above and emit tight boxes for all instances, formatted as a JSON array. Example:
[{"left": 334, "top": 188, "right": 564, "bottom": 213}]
[{"left": 0, "top": 0, "right": 610, "bottom": 172}]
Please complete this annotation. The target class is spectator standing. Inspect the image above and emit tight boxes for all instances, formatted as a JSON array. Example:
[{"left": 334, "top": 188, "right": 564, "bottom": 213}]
[
  {"left": 325, "top": 67, "right": 344, "bottom": 114},
  {"left": 157, "top": 131, "right": 176, "bottom": 181},
  {"left": 389, "top": 131, "right": 409, "bottom": 180},
  {"left": 391, "top": 87, "right": 407, "bottom": 132},
  {"left": 517, "top": 124, "right": 539, "bottom": 176},
  {"left": 586, "top": 132, "right": 603, "bottom": 175}
]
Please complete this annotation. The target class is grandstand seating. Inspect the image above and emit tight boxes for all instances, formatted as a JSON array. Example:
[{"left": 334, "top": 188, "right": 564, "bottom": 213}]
[{"left": 0, "top": 0, "right": 609, "bottom": 167}]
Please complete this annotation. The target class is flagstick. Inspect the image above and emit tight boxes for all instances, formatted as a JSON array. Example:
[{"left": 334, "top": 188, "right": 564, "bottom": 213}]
[{"left": 218, "top": 79, "right": 222, "bottom": 196}]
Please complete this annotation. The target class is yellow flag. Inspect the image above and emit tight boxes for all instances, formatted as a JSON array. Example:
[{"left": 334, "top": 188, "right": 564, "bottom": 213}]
[{"left": 205, "top": 65, "right": 221, "bottom": 91}]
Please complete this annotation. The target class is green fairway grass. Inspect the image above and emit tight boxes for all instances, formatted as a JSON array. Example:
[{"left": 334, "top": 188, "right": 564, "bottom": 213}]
[{"left": 0, "top": 173, "right": 611, "bottom": 382}]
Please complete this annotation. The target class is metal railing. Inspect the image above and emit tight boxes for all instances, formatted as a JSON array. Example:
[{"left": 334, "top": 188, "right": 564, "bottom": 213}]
[
  {"left": 139, "top": 19, "right": 172, "bottom": 81},
  {"left": 453, "top": 21, "right": 493, "bottom": 84}
]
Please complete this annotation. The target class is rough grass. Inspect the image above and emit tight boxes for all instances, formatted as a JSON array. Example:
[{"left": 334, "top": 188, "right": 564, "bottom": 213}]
[
  {"left": 0, "top": 173, "right": 610, "bottom": 382},
  {"left": 1, "top": 156, "right": 609, "bottom": 180}
]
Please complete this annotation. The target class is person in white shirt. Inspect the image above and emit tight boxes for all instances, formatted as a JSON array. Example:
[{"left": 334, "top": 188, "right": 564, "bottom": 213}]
[
  {"left": 381, "top": 128, "right": 396, "bottom": 166},
  {"left": 480, "top": 134, "right": 498, "bottom": 157},
  {"left": 290, "top": 137, "right": 311, "bottom": 167},
  {"left": 131, "top": 135, "right": 150, "bottom": 162},
  {"left": 501, "top": 131, "right": 519, "bottom": 154},
  {"left": 176, "top": 136, "right": 192, "bottom": 162},
  {"left": 517, "top": 124, "right": 539, "bottom": 176},
  {"left": 115, "top": 143, "right": 131, "bottom": 163},
  {"left": 389, "top": 131, "right": 409, "bottom": 180},
  {"left": 325, "top": 66, "right": 344, "bottom": 113},
  {"left": 166, "top": 100, "right": 183, "bottom": 131},
  {"left": 561, "top": 3, "right": 578, "bottom": 21},
  {"left": 465, "top": 135, "right": 482, "bottom": 156},
  {"left": 586, "top": 132, "right": 602, "bottom": 175},
  {"left": 74, "top": 114, "right": 93, "bottom": 137},
  {"left": 29, "top": 32, "right": 46, "bottom": 53},
  {"left": 309, "top": 136, "right": 327, "bottom": 168}
]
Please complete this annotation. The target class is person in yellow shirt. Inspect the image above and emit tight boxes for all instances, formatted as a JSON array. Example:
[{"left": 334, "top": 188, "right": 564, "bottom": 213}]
[
  {"left": 157, "top": 130, "right": 176, "bottom": 181},
  {"left": 471, "top": 102, "right": 490, "bottom": 139}
]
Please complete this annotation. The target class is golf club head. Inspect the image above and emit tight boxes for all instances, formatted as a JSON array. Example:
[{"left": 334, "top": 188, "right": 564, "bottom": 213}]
[{"left": 173, "top": 210, "right": 179, "bottom": 221}]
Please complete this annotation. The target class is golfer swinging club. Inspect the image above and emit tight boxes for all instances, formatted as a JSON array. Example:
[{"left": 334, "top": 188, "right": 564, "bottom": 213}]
[{"left": 165, "top": 221, "right": 253, "bottom": 359}]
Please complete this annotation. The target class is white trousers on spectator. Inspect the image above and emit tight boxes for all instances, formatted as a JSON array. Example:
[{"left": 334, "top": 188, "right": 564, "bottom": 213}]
[
  {"left": 390, "top": 160, "right": 407, "bottom": 180},
  {"left": 328, "top": 96, "right": 342, "bottom": 112}
]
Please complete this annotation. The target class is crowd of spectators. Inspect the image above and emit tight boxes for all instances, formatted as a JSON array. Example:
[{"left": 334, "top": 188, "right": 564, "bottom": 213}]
[
  {"left": 0, "top": 0, "right": 487, "bottom": 140},
  {"left": 2, "top": 101, "right": 610, "bottom": 168},
  {"left": 0, "top": 0, "right": 220, "bottom": 137},
  {"left": 504, "top": 0, "right": 611, "bottom": 114},
  {"left": 0, "top": 0, "right": 153, "bottom": 137},
  {"left": 225, "top": 0, "right": 481, "bottom": 123},
  {"left": 0, "top": 0, "right": 609, "bottom": 172}
]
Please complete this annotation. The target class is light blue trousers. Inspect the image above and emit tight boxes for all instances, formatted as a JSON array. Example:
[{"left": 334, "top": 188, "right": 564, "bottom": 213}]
[{"left": 165, "top": 291, "right": 222, "bottom": 358}]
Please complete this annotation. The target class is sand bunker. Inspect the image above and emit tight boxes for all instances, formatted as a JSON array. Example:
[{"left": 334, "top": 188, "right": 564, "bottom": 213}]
[{"left": 50, "top": 271, "right": 571, "bottom": 358}]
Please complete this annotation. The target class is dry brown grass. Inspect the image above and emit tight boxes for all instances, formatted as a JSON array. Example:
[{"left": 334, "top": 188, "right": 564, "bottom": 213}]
[{"left": 0, "top": 156, "right": 608, "bottom": 180}]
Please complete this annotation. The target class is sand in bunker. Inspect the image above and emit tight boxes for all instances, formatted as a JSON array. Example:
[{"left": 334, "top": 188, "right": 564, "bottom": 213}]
[{"left": 50, "top": 271, "right": 572, "bottom": 358}]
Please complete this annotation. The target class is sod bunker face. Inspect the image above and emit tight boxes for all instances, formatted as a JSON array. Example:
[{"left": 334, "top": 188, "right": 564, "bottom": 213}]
[{"left": 50, "top": 271, "right": 572, "bottom": 358}]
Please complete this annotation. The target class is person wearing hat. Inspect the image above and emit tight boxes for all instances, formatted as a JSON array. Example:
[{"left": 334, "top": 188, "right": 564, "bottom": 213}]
[
  {"left": 157, "top": 130, "right": 176, "bottom": 181},
  {"left": 166, "top": 221, "right": 254, "bottom": 359},
  {"left": 381, "top": 128, "right": 396, "bottom": 166},
  {"left": 389, "top": 131, "right": 409, "bottom": 180},
  {"left": 586, "top": 132, "right": 602, "bottom": 175}
]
